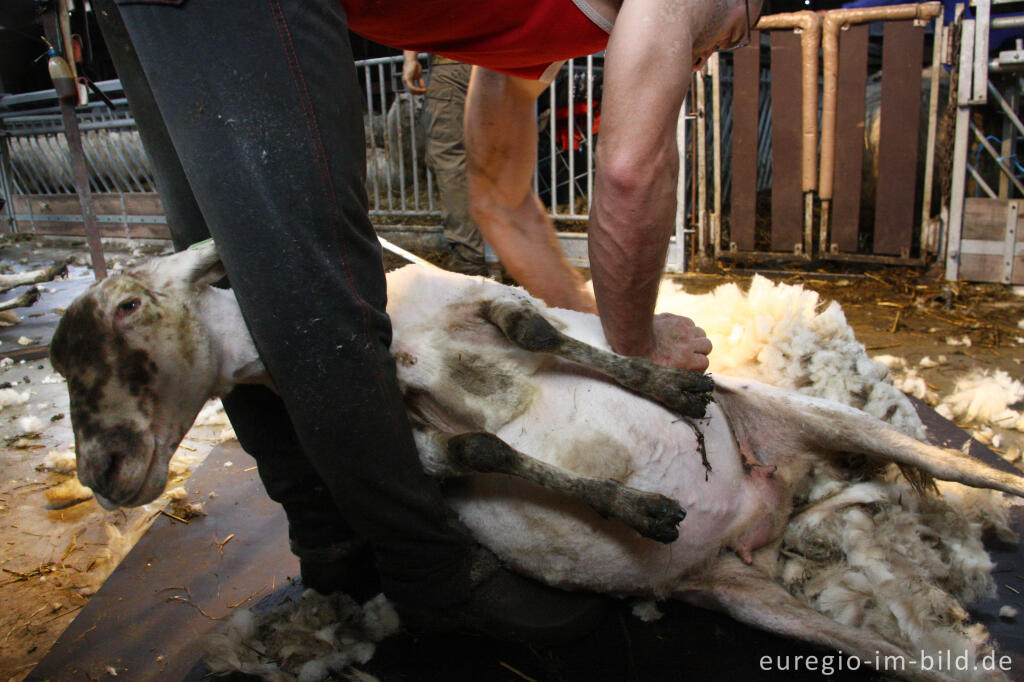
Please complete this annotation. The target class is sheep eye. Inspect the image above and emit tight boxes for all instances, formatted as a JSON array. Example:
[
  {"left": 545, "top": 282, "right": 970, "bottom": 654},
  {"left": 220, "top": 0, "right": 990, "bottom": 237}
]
[{"left": 116, "top": 298, "right": 140, "bottom": 318}]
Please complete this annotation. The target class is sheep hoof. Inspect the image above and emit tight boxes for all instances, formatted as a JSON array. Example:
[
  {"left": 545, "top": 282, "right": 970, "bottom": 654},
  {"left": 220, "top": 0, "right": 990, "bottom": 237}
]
[{"left": 627, "top": 493, "right": 686, "bottom": 544}]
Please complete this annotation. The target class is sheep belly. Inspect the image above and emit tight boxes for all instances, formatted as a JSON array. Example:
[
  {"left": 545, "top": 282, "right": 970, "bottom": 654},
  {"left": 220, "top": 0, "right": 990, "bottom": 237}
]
[{"left": 445, "top": 373, "right": 765, "bottom": 595}]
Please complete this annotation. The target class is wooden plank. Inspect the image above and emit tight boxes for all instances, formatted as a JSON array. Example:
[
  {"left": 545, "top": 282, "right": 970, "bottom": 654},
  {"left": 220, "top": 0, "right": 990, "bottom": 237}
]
[
  {"left": 873, "top": 20, "right": 925, "bottom": 256},
  {"left": 831, "top": 24, "right": 869, "bottom": 253},
  {"left": 27, "top": 443, "right": 297, "bottom": 682},
  {"left": 770, "top": 30, "right": 803, "bottom": 252},
  {"left": 963, "top": 198, "right": 1024, "bottom": 242},
  {"left": 959, "top": 253, "right": 1024, "bottom": 284},
  {"left": 729, "top": 36, "right": 760, "bottom": 252}
]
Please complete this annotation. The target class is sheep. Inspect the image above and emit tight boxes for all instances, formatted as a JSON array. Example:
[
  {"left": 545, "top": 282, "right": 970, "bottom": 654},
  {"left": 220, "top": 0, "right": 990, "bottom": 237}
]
[{"left": 49, "top": 241, "right": 1024, "bottom": 682}]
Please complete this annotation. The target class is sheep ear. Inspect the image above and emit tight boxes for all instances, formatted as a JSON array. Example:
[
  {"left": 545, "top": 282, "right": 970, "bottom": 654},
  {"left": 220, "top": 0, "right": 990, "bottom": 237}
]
[{"left": 185, "top": 239, "right": 227, "bottom": 288}]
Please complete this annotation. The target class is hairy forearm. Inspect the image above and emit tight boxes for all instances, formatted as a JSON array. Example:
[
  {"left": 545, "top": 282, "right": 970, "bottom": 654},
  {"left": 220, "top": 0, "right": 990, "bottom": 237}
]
[{"left": 589, "top": 153, "right": 678, "bottom": 356}]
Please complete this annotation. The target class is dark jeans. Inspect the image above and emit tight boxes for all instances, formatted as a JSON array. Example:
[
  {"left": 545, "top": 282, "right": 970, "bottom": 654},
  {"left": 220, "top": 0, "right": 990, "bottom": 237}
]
[{"left": 94, "top": 0, "right": 471, "bottom": 609}]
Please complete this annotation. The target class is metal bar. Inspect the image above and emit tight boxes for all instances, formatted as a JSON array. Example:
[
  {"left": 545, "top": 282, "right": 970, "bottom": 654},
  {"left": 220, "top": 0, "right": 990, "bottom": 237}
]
[
  {"left": 586, "top": 55, "right": 594, "bottom": 216},
  {"left": 378, "top": 235, "right": 435, "bottom": 268},
  {"left": 986, "top": 80, "right": 1024, "bottom": 140},
  {"left": 0, "top": 79, "right": 123, "bottom": 109},
  {"left": 567, "top": 59, "right": 576, "bottom": 218},
  {"left": 533, "top": 95, "right": 540, "bottom": 198},
  {"left": 710, "top": 53, "right": 722, "bottom": 257},
  {"left": 695, "top": 68, "right": 707, "bottom": 255},
  {"left": 549, "top": 76, "right": 557, "bottom": 217},
  {"left": 392, "top": 64, "right": 408, "bottom": 212},
  {"left": 425, "top": 165, "right": 435, "bottom": 212},
  {"left": 991, "top": 15, "right": 1024, "bottom": 29},
  {"left": 2, "top": 118, "right": 138, "bottom": 135},
  {"left": 11, "top": 212, "right": 166, "bottom": 224},
  {"left": 406, "top": 75, "right": 420, "bottom": 211},
  {"left": 363, "top": 64, "right": 381, "bottom": 211},
  {"left": 377, "top": 63, "right": 394, "bottom": 211},
  {"left": 946, "top": 17, "right": 976, "bottom": 280},
  {"left": 0, "top": 134, "right": 16, "bottom": 233},
  {"left": 1000, "top": 200, "right": 1018, "bottom": 282},
  {"left": 973, "top": 0, "right": 991, "bottom": 103},
  {"left": 970, "top": 121, "right": 1024, "bottom": 195},
  {"left": 967, "top": 164, "right": 998, "bottom": 198},
  {"left": 998, "top": 92, "right": 1014, "bottom": 198},
  {"left": 921, "top": 13, "right": 943, "bottom": 246},
  {"left": 53, "top": 81, "right": 107, "bottom": 275},
  {"left": 674, "top": 96, "right": 688, "bottom": 272},
  {"left": 960, "top": 238, "right": 1024, "bottom": 255}
]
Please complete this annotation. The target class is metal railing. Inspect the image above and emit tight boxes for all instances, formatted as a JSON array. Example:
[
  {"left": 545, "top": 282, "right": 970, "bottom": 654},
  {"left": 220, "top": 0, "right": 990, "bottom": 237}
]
[{"left": 0, "top": 54, "right": 769, "bottom": 274}]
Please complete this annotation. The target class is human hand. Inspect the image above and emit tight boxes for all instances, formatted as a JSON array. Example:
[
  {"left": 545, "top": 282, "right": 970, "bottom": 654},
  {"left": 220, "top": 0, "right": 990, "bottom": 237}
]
[
  {"left": 646, "top": 313, "right": 712, "bottom": 371},
  {"left": 402, "top": 52, "right": 427, "bottom": 94}
]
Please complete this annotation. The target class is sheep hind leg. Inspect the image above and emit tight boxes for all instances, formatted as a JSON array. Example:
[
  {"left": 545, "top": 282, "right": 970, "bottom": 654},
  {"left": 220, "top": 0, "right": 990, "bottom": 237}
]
[
  {"left": 674, "top": 556, "right": 959, "bottom": 682},
  {"left": 441, "top": 431, "right": 686, "bottom": 544},
  {"left": 715, "top": 376, "right": 1024, "bottom": 499},
  {"left": 479, "top": 299, "right": 714, "bottom": 419}
]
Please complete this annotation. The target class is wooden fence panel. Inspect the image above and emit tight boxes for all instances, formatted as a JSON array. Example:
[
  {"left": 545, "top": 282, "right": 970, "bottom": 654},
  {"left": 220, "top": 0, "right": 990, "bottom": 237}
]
[
  {"left": 769, "top": 30, "right": 804, "bottom": 252},
  {"left": 729, "top": 36, "right": 761, "bottom": 251},
  {"left": 873, "top": 20, "right": 924, "bottom": 255},
  {"left": 831, "top": 24, "right": 869, "bottom": 252}
]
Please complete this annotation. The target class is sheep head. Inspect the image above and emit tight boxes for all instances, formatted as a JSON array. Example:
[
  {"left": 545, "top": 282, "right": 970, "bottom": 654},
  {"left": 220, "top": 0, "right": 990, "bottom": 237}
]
[{"left": 50, "top": 242, "right": 226, "bottom": 509}]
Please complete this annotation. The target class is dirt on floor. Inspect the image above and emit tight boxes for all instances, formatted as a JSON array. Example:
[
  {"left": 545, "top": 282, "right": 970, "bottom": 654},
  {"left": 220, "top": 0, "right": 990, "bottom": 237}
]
[{"left": 0, "top": 240, "right": 1022, "bottom": 682}]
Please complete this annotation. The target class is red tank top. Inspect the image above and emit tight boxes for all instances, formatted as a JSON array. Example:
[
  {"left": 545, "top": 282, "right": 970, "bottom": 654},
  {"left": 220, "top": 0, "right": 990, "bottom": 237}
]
[{"left": 340, "top": 0, "right": 611, "bottom": 80}]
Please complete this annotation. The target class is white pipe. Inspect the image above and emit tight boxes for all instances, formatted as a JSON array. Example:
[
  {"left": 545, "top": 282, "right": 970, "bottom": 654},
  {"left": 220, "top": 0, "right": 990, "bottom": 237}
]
[{"left": 378, "top": 235, "right": 438, "bottom": 268}]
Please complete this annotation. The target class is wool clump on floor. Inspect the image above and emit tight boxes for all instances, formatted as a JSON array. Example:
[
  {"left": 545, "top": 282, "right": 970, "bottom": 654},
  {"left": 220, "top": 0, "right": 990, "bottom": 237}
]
[{"left": 204, "top": 590, "right": 398, "bottom": 682}]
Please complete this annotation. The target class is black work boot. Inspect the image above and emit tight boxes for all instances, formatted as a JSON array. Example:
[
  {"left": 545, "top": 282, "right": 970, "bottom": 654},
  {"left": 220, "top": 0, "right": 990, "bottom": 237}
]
[
  {"left": 399, "top": 546, "right": 609, "bottom": 644},
  {"left": 292, "top": 538, "right": 382, "bottom": 603}
]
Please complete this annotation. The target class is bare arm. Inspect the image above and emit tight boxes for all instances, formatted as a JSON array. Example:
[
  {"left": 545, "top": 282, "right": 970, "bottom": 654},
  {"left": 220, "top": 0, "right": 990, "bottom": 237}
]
[
  {"left": 465, "top": 67, "right": 597, "bottom": 313},
  {"left": 589, "top": 0, "right": 720, "bottom": 369}
]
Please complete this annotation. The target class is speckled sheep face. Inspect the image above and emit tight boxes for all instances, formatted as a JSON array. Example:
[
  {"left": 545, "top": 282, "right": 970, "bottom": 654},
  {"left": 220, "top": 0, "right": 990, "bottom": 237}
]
[{"left": 50, "top": 248, "right": 223, "bottom": 509}]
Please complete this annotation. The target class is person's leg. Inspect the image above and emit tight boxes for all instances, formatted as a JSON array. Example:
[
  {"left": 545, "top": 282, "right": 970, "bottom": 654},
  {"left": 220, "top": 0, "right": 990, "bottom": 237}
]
[
  {"left": 424, "top": 62, "right": 485, "bottom": 265},
  {"left": 93, "top": 0, "right": 367, "bottom": 596},
  {"left": 111, "top": 0, "right": 471, "bottom": 608}
]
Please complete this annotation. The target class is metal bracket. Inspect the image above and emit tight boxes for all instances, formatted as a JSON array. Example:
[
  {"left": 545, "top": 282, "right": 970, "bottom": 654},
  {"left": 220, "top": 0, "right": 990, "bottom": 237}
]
[{"left": 1002, "top": 202, "right": 1019, "bottom": 284}]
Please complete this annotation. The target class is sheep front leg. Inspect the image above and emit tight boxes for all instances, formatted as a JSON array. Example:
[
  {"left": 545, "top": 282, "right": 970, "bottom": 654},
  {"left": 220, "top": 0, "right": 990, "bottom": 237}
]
[
  {"left": 479, "top": 299, "right": 714, "bottom": 419},
  {"left": 441, "top": 431, "right": 686, "bottom": 544}
]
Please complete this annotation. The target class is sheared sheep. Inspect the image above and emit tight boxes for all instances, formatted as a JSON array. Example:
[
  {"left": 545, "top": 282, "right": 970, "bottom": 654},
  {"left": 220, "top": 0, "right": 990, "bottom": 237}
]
[{"left": 50, "top": 242, "right": 1024, "bottom": 681}]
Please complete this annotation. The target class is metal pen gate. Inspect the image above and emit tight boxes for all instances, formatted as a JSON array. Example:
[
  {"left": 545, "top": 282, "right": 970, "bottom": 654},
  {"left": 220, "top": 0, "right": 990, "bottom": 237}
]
[{"left": 3, "top": 19, "right": 956, "bottom": 274}]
